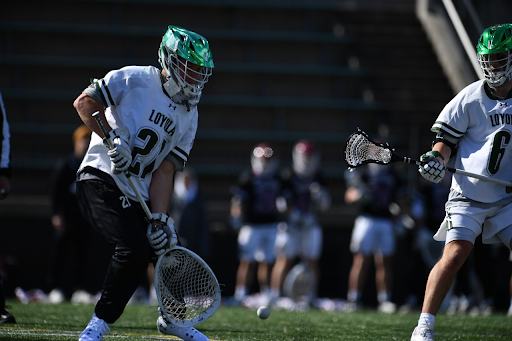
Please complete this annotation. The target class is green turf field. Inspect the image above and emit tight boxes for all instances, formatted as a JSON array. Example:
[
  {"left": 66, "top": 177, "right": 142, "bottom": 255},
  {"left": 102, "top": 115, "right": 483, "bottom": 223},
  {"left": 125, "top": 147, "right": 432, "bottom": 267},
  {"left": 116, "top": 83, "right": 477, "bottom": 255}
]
[{"left": 1, "top": 300, "right": 511, "bottom": 340}]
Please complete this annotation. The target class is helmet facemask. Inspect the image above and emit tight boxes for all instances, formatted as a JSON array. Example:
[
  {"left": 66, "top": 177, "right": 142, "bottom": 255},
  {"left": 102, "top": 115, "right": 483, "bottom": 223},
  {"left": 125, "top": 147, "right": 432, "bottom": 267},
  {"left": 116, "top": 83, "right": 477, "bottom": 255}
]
[
  {"left": 169, "top": 54, "right": 212, "bottom": 98},
  {"left": 251, "top": 144, "right": 278, "bottom": 176},
  {"left": 292, "top": 140, "right": 320, "bottom": 178},
  {"left": 477, "top": 50, "right": 512, "bottom": 88}
]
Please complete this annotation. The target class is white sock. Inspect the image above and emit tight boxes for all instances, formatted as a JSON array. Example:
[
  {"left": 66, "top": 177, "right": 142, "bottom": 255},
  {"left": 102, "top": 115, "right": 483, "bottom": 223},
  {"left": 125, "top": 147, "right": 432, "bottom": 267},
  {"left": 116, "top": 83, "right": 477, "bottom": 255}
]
[
  {"left": 234, "top": 286, "right": 247, "bottom": 300},
  {"left": 347, "top": 290, "right": 361, "bottom": 303},
  {"left": 418, "top": 313, "right": 435, "bottom": 329},
  {"left": 269, "top": 288, "right": 280, "bottom": 300},
  {"left": 377, "top": 291, "right": 391, "bottom": 303}
]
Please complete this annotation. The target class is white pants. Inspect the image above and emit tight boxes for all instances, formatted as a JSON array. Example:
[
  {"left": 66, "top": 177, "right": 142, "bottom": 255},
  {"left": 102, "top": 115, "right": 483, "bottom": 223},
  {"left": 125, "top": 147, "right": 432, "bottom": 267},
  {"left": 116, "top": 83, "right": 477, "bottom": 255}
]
[
  {"left": 238, "top": 223, "right": 277, "bottom": 263},
  {"left": 434, "top": 201, "right": 512, "bottom": 247},
  {"left": 275, "top": 224, "right": 323, "bottom": 260},
  {"left": 349, "top": 215, "right": 395, "bottom": 256}
]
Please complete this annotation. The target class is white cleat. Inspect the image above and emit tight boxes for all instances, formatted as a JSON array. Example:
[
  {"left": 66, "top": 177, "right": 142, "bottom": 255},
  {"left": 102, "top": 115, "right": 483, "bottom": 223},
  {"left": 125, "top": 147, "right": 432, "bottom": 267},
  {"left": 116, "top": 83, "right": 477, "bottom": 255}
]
[
  {"left": 157, "top": 315, "right": 209, "bottom": 341},
  {"left": 79, "top": 313, "right": 110, "bottom": 341},
  {"left": 411, "top": 326, "right": 436, "bottom": 341}
]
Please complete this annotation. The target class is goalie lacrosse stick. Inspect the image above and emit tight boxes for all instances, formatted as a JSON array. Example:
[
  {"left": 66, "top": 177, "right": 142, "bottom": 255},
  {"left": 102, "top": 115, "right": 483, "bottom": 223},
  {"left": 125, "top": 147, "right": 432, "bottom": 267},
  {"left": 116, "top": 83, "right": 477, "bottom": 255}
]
[
  {"left": 92, "top": 111, "right": 221, "bottom": 327},
  {"left": 345, "top": 128, "right": 512, "bottom": 188},
  {"left": 283, "top": 262, "right": 317, "bottom": 302}
]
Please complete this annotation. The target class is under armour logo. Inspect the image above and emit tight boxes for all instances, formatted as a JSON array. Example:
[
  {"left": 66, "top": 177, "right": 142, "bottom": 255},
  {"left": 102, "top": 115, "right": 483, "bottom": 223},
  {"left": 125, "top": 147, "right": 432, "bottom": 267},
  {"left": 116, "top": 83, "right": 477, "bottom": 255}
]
[
  {"left": 500, "top": 102, "right": 509, "bottom": 106},
  {"left": 169, "top": 103, "right": 176, "bottom": 110}
]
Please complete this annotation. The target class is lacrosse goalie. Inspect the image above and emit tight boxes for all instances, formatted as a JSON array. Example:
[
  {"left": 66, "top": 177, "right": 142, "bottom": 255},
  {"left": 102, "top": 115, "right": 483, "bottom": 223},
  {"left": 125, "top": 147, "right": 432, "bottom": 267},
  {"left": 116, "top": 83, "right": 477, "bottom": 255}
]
[{"left": 74, "top": 25, "right": 214, "bottom": 341}]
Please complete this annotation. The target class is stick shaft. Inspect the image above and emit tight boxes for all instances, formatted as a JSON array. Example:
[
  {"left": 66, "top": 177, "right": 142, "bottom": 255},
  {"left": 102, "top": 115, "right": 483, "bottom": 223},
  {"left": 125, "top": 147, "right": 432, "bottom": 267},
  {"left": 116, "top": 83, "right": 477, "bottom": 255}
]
[
  {"left": 400, "top": 156, "right": 512, "bottom": 187},
  {"left": 92, "top": 111, "right": 153, "bottom": 220}
]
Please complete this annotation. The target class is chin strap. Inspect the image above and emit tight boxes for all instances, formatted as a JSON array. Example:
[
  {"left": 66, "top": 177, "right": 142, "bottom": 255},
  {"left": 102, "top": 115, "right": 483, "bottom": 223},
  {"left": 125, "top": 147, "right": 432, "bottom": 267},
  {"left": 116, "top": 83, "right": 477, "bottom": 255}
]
[
  {"left": 163, "top": 76, "right": 182, "bottom": 98},
  {"left": 163, "top": 77, "right": 201, "bottom": 112}
]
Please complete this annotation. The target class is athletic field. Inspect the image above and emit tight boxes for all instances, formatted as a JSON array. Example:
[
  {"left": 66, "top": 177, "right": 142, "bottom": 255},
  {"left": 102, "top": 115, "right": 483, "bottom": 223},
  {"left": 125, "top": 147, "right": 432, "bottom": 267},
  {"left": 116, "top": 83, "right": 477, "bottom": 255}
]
[{"left": 0, "top": 300, "right": 511, "bottom": 340}]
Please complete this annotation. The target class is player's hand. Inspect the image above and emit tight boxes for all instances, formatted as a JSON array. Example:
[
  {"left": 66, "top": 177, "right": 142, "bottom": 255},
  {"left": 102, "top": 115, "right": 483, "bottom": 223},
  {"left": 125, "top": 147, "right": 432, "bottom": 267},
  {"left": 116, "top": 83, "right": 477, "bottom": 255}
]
[
  {"left": 418, "top": 151, "right": 445, "bottom": 183},
  {"left": 147, "top": 213, "right": 178, "bottom": 256},
  {"left": 309, "top": 182, "right": 331, "bottom": 211},
  {"left": 104, "top": 128, "right": 132, "bottom": 174}
]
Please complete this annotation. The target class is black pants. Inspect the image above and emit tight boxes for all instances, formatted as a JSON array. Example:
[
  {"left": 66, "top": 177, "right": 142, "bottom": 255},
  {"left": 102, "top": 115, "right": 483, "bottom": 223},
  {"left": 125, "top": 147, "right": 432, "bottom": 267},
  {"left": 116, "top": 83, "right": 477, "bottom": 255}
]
[{"left": 76, "top": 179, "right": 156, "bottom": 324}]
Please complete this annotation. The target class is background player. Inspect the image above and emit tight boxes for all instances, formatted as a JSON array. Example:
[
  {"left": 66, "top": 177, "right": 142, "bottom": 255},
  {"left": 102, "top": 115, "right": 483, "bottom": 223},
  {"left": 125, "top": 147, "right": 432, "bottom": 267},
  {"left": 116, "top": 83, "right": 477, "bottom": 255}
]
[
  {"left": 73, "top": 25, "right": 214, "bottom": 341},
  {"left": 412, "top": 23, "right": 512, "bottom": 341},
  {"left": 269, "top": 139, "right": 331, "bottom": 305},
  {"left": 343, "top": 163, "right": 401, "bottom": 313},
  {"left": 168, "top": 167, "right": 211, "bottom": 261},
  {"left": 47, "top": 125, "right": 111, "bottom": 303},
  {"left": 0, "top": 90, "right": 14, "bottom": 324},
  {"left": 230, "top": 143, "right": 285, "bottom": 307}
]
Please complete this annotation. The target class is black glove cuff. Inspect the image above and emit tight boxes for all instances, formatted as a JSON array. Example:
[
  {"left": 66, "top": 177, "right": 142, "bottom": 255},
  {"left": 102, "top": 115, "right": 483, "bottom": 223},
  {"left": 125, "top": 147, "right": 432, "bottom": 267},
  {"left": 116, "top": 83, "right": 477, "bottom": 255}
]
[{"left": 430, "top": 151, "right": 444, "bottom": 161}]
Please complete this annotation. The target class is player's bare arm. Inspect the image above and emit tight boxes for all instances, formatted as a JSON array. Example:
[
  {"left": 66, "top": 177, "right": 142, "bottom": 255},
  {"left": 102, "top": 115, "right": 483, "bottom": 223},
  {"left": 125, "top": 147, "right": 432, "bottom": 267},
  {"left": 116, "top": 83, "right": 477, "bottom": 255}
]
[
  {"left": 149, "top": 159, "right": 175, "bottom": 213},
  {"left": 73, "top": 93, "right": 110, "bottom": 138},
  {"left": 431, "top": 141, "right": 452, "bottom": 165}
]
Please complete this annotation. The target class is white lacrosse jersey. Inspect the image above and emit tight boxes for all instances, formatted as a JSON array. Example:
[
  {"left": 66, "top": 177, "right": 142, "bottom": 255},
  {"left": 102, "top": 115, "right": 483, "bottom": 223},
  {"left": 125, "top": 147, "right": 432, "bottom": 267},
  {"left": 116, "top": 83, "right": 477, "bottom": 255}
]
[
  {"left": 432, "top": 80, "right": 512, "bottom": 203},
  {"left": 78, "top": 65, "right": 198, "bottom": 201}
]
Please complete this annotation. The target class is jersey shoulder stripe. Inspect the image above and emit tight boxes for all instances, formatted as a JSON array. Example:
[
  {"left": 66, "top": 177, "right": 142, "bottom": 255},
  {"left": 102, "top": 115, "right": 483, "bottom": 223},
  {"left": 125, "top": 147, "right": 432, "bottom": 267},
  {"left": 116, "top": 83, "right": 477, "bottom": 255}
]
[
  {"left": 171, "top": 145, "right": 189, "bottom": 162},
  {"left": 91, "top": 78, "right": 116, "bottom": 107},
  {"left": 99, "top": 78, "right": 115, "bottom": 106},
  {"left": 431, "top": 121, "right": 464, "bottom": 138}
]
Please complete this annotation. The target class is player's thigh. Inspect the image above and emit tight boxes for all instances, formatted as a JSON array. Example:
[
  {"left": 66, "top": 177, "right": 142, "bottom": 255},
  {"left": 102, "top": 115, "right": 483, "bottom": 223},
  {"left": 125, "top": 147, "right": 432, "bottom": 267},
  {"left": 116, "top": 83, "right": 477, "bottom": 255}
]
[
  {"left": 483, "top": 203, "right": 512, "bottom": 247},
  {"left": 76, "top": 179, "right": 147, "bottom": 246},
  {"left": 275, "top": 228, "right": 301, "bottom": 258},
  {"left": 300, "top": 226, "right": 323, "bottom": 259},
  {"left": 443, "top": 205, "right": 492, "bottom": 245},
  {"left": 256, "top": 224, "right": 278, "bottom": 263},
  {"left": 238, "top": 226, "right": 257, "bottom": 259},
  {"left": 375, "top": 219, "right": 395, "bottom": 256},
  {"left": 496, "top": 225, "right": 512, "bottom": 250},
  {"left": 350, "top": 215, "right": 376, "bottom": 254}
]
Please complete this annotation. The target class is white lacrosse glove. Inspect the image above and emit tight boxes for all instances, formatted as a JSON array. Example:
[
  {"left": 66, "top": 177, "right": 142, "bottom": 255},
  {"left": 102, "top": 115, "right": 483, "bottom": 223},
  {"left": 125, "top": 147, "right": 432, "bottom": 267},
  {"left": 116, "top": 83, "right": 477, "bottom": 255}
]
[
  {"left": 418, "top": 151, "right": 446, "bottom": 183},
  {"left": 103, "top": 128, "right": 132, "bottom": 175},
  {"left": 147, "top": 213, "right": 178, "bottom": 256}
]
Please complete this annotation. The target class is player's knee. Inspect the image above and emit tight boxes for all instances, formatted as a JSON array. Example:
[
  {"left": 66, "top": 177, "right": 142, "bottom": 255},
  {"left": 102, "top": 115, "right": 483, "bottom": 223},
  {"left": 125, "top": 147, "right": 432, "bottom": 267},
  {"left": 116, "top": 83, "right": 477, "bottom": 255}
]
[
  {"left": 114, "top": 243, "right": 151, "bottom": 269},
  {"left": 440, "top": 241, "right": 472, "bottom": 270}
]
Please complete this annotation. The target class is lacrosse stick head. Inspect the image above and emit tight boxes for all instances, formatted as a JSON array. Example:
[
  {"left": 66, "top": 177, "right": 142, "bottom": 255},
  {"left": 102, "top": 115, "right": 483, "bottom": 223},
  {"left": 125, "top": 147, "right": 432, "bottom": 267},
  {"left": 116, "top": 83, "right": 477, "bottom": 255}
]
[
  {"left": 344, "top": 128, "right": 394, "bottom": 168},
  {"left": 282, "top": 262, "right": 317, "bottom": 303},
  {"left": 155, "top": 246, "right": 221, "bottom": 327}
]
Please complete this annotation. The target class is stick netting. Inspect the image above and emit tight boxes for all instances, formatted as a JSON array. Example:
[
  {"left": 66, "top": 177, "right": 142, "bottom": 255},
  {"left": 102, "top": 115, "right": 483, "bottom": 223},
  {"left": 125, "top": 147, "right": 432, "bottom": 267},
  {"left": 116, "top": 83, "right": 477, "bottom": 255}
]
[
  {"left": 283, "top": 263, "right": 317, "bottom": 302},
  {"left": 345, "top": 131, "right": 392, "bottom": 167},
  {"left": 156, "top": 248, "right": 219, "bottom": 325}
]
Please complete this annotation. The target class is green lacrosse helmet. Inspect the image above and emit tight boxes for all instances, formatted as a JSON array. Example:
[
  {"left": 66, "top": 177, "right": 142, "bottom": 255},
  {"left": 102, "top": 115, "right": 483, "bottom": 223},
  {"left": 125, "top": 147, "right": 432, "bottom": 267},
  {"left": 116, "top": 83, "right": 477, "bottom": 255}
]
[
  {"left": 476, "top": 23, "right": 512, "bottom": 88},
  {"left": 158, "top": 25, "right": 214, "bottom": 100}
]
